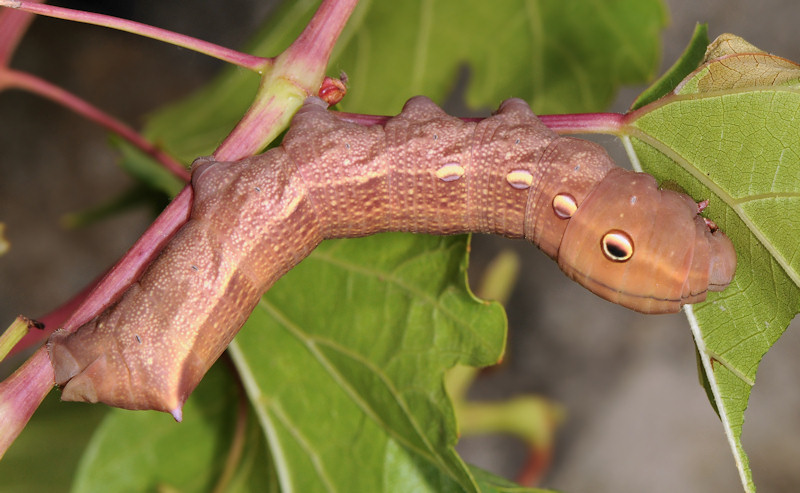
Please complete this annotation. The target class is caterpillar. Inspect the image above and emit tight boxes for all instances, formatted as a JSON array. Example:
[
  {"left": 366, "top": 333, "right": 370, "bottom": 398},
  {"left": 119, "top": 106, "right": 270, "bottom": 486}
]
[{"left": 47, "top": 96, "right": 736, "bottom": 419}]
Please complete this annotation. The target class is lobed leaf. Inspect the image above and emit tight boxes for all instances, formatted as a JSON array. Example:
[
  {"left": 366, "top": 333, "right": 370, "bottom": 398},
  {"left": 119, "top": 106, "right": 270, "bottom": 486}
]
[
  {"left": 0, "top": 393, "right": 106, "bottom": 493},
  {"left": 71, "top": 363, "right": 278, "bottom": 493},
  {"left": 623, "top": 34, "right": 800, "bottom": 492},
  {"left": 229, "top": 234, "right": 506, "bottom": 492}
]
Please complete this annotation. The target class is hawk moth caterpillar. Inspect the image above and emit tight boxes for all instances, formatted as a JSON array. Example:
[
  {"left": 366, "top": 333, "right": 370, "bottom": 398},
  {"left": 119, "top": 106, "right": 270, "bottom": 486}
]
[{"left": 47, "top": 96, "right": 736, "bottom": 417}]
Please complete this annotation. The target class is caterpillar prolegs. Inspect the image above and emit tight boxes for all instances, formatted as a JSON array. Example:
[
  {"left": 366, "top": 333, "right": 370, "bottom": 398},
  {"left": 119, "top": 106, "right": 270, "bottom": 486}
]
[{"left": 48, "top": 97, "right": 736, "bottom": 417}]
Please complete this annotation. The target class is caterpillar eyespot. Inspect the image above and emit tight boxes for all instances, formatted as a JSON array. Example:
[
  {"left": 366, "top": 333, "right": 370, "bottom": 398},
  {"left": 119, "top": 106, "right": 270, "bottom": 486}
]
[
  {"left": 47, "top": 96, "right": 737, "bottom": 415},
  {"left": 601, "top": 230, "right": 634, "bottom": 261}
]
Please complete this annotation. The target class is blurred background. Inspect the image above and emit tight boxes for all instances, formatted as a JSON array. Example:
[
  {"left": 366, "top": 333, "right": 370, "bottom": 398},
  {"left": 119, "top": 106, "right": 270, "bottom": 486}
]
[{"left": 1, "top": 1, "right": 798, "bottom": 492}]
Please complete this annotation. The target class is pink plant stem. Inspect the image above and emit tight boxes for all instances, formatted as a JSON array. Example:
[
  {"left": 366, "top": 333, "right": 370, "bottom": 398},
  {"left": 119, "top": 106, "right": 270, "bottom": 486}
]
[
  {"left": 0, "top": 346, "right": 53, "bottom": 460},
  {"left": 1, "top": 69, "right": 190, "bottom": 181},
  {"left": 333, "top": 111, "right": 390, "bottom": 126},
  {"left": 214, "top": 0, "right": 360, "bottom": 160},
  {"left": 0, "top": 0, "right": 42, "bottom": 67},
  {"left": 335, "top": 111, "right": 627, "bottom": 136},
  {"left": 287, "top": 0, "right": 358, "bottom": 69},
  {"left": 538, "top": 112, "right": 625, "bottom": 134},
  {"left": 0, "top": 0, "right": 270, "bottom": 72}
]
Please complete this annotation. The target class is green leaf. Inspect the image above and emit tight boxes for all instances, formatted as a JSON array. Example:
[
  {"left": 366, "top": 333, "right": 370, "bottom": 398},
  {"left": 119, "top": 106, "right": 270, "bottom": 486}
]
[
  {"left": 623, "top": 34, "right": 800, "bottom": 493},
  {"left": 629, "top": 23, "right": 709, "bottom": 110},
  {"left": 229, "top": 234, "right": 506, "bottom": 492},
  {"left": 60, "top": 184, "right": 167, "bottom": 229},
  {"left": 469, "top": 465, "right": 557, "bottom": 493},
  {"left": 335, "top": 0, "right": 666, "bottom": 114},
  {"left": 72, "top": 363, "right": 278, "bottom": 493},
  {"left": 0, "top": 393, "right": 106, "bottom": 493}
]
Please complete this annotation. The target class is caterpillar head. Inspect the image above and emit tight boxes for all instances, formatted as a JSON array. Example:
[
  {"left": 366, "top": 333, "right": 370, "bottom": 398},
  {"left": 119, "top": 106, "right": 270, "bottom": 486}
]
[{"left": 554, "top": 167, "right": 736, "bottom": 314}]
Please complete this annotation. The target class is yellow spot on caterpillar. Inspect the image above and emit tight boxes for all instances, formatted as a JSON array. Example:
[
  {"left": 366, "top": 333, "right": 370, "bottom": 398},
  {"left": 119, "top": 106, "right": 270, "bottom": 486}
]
[
  {"left": 553, "top": 193, "right": 578, "bottom": 219},
  {"left": 435, "top": 162, "right": 465, "bottom": 182},
  {"left": 285, "top": 194, "right": 302, "bottom": 214},
  {"left": 506, "top": 169, "right": 533, "bottom": 189}
]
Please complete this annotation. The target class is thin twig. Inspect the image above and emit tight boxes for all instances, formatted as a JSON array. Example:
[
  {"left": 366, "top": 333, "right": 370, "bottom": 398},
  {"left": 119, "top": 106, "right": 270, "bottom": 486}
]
[
  {"left": 539, "top": 112, "right": 625, "bottom": 134},
  {"left": 0, "top": 0, "right": 271, "bottom": 72},
  {"left": 214, "top": 0, "right": 361, "bottom": 160}
]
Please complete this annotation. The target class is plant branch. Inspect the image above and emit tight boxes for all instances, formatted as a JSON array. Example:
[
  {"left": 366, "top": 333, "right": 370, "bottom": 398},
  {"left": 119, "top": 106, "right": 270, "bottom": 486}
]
[
  {"left": 0, "top": 0, "right": 41, "bottom": 67},
  {"left": 214, "top": 0, "right": 360, "bottom": 160},
  {"left": 0, "top": 0, "right": 270, "bottom": 72},
  {"left": 335, "top": 110, "right": 627, "bottom": 136},
  {"left": 538, "top": 112, "right": 625, "bottom": 134},
  {"left": 1, "top": 69, "right": 190, "bottom": 181},
  {"left": 0, "top": 317, "right": 39, "bottom": 361},
  {"left": 0, "top": 346, "right": 53, "bottom": 460}
]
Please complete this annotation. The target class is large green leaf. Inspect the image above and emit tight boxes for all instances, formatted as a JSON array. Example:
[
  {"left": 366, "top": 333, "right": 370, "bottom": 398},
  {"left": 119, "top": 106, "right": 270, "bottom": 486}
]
[
  {"left": 228, "top": 234, "right": 507, "bottom": 492},
  {"left": 72, "top": 363, "right": 278, "bottom": 493},
  {"left": 334, "top": 0, "right": 667, "bottom": 114},
  {"left": 623, "top": 34, "right": 800, "bottom": 492},
  {"left": 0, "top": 393, "right": 106, "bottom": 493},
  {"left": 66, "top": 235, "right": 557, "bottom": 493}
]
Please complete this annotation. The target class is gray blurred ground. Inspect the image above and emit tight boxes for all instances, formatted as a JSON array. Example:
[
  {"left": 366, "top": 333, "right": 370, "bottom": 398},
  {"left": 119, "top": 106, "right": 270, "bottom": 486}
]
[{"left": 1, "top": 1, "right": 799, "bottom": 492}]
